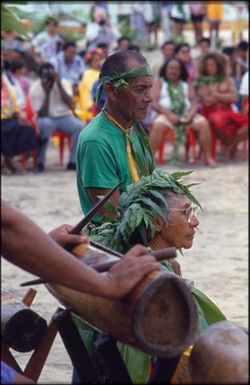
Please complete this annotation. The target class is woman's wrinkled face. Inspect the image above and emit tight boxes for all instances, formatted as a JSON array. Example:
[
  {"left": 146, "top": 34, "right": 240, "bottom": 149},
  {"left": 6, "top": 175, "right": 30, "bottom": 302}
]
[
  {"left": 205, "top": 58, "right": 218, "bottom": 76},
  {"left": 159, "top": 194, "right": 199, "bottom": 249},
  {"left": 166, "top": 60, "right": 181, "bottom": 82}
]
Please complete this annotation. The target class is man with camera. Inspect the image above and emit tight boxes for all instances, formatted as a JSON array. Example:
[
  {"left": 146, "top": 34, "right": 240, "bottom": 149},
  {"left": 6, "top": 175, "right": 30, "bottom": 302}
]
[{"left": 29, "top": 63, "right": 85, "bottom": 172}]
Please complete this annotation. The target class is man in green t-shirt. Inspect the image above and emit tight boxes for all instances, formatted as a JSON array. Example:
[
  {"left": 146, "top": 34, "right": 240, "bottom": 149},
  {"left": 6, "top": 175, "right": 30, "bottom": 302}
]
[
  {"left": 75, "top": 50, "right": 157, "bottom": 383},
  {"left": 76, "top": 50, "right": 155, "bottom": 222}
]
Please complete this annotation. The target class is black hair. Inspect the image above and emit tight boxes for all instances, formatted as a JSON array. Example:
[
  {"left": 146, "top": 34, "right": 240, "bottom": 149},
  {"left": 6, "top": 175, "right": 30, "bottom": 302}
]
[
  {"left": 161, "top": 40, "right": 175, "bottom": 50},
  {"left": 38, "top": 62, "right": 54, "bottom": 77},
  {"left": 159, "top": 58, "right": 188, "bottom": 82},
  {"left": 117, "top": 36, "right": 131, "bottom": 45},
  {"left": 96, "top": 42, "right": 108, "bottom": 49},
  {"left": 63, "top": 41, "right": 76, "bottom": 51},
  {"left": 238, "top": 41, "right": 249, "bottom": 51},
  {"left": 174, "top": 43, "right": 190, "bottom": 55},
  {"left": 45, "top": 17, "right": 58, "bottom": 26},
  {"left": 198, "top": 37, "right": 211, "bottom": 46},
  {"left": 127, "top": 44, "right": 140, "bottom": 52},
  {"left": 99, "top": 50, "right": 147, "bottom": 78},
  {"left": 2, "top": 60, "right": 11, "bottom": 71},
  {"left": 222, "top": 46, "right": 235, "bottom": 57},
  {"left": 10, "top": 60, "right": 25, "bottom": 73}
]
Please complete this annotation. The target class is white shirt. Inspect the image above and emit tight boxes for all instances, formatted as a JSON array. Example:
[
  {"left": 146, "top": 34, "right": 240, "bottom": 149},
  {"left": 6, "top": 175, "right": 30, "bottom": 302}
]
[
  {"left": 239, "top": 71, "right": 248, "bottom": 96},
  {"left": 159, "top": 80, "right": 191, "bottom": 112},
  {"left": 32, "top": 31, "right": 62, "bottom": 62},
  {"left": 29, "top": 79, "right": 72, "bottom": 118}
]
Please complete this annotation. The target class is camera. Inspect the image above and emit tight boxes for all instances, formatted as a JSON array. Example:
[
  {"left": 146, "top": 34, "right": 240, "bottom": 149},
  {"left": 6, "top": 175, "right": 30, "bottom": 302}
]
[{"left": 41, "top": 67, "right": 54, "bottom": 82}]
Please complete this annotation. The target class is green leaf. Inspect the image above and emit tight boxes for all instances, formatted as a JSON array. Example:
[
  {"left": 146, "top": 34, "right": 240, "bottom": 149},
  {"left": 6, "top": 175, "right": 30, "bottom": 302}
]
[
  {"left": 141, "top": 197, "right": 166, "bottom": 220},
  {"left": 192, "top": 287, "right": 226, "bottom": 325}
]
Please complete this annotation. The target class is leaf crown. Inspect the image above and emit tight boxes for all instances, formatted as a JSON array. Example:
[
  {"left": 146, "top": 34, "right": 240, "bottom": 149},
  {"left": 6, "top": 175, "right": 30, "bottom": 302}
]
[{"left": 88, "top": 169, "right": 202, "bottom": 253}]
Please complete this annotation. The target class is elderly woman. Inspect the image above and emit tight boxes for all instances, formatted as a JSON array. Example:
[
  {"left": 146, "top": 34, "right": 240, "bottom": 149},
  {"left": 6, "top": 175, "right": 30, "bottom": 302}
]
[
  {"left": 150, "top": 58, "right": 216, "bottom": 166},
  {"left": 196, "top": 51, "right": 248, "bottom": 157},
  {"left": 74, "top": 169, "right": 225, "bottom": 384}
]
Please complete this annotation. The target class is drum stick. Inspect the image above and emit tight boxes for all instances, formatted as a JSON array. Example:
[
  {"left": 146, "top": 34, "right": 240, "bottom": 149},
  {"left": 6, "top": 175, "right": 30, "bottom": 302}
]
[{"left": 20, "top": 247, "right": 177, "bottom": 287}]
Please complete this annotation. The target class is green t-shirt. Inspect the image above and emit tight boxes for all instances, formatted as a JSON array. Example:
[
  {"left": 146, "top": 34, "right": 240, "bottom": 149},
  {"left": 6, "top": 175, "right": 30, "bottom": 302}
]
[{"left": 76, "top": 111, "right": 155, "bottom": 220}]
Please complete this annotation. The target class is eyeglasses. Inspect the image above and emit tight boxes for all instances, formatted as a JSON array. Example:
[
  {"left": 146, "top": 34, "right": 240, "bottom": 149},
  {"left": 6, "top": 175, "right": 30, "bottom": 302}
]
[{"left": 169, "top": 205, "right": 199, "bottom": 223}]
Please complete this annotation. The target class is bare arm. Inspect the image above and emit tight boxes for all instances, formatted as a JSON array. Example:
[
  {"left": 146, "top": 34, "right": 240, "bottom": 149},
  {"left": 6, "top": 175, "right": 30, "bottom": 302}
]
[
  {"left": 212, "top": 78, "right": 238, "bottom": 104},
  {"left": 183, "top": 84, "right": 197, "bottom": 122},
  {"left": 1, "top": 201, "right": 158, "bottom": 299},
  {"left": 196, "top": 84, "right": 219, "bottom": 107},
  {"left": 37, "top": 79, "right": 51, "bottom": 117},
  {"left": 57, "top": 80, "right": 74, "bottom": 109}
]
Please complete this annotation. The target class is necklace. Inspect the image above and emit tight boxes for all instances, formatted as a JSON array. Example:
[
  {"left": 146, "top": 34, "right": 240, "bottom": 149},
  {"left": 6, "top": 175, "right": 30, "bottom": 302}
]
[
  {"left": 103, "top": 110, "right": 133, "bottom": 135},
  {"left": 102, "top": 109, "right": 139, "bottom": 182}
]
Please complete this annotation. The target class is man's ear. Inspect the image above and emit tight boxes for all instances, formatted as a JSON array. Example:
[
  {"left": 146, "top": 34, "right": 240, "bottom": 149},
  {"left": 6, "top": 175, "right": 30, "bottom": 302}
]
[
  {"left": 154, "top": 216, "right": 165, "bottom": 232},
  {"left": 103, "top": 81, "right": 117, "bottom": 101}
]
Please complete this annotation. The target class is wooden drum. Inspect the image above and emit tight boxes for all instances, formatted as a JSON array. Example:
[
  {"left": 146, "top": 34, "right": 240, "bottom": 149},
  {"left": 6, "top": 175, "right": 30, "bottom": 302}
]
[{"left": 46, "top": 243, "right": 198, "bottom": 358}]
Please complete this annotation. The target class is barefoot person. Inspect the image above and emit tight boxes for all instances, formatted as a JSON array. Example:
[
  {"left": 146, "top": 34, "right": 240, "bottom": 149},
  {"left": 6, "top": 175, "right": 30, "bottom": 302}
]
[
  {"left": 149, "top": 58, "right": 216, "bottom": 166},
  {"left": 196, "top": 51, "right": 248, "bottom": 159}
]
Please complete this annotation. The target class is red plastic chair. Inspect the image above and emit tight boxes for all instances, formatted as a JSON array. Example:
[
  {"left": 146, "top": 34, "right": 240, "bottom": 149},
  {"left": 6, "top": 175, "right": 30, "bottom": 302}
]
[
  {"left": 157, "top": 128, "right": 198, "bottom": 165},
  {"left": 52, "top": 130, "right": 72, "bottom": 166}
]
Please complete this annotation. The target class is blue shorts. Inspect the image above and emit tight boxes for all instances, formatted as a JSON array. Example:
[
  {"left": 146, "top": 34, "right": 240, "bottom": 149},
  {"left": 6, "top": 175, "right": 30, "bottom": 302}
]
[{"left": 1, "top": 361, "right": 16, "bottom": 384}]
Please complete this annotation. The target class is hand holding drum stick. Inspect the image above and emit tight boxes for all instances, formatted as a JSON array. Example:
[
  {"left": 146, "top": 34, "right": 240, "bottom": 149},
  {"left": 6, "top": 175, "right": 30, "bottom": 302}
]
[{"left": 21, "top": 181, "right": 177, "bottom": 287}]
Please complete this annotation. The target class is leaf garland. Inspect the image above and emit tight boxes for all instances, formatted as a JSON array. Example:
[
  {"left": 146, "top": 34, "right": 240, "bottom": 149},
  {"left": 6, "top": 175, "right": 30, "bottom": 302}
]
[
  {"left": 167, "top": 82, "right": 187, "bottom": 163},
  {"left": 88, "top": 168, "right": 202, "bottom": 252},
  {"left": 195, "top": 75, "right": 224, "bottom": 87}
]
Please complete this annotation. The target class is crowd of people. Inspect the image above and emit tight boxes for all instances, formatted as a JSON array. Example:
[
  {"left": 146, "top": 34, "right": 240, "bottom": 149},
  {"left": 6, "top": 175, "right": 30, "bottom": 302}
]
[{"left": 1, "top": 3, "right": 249, "bottom": 175}]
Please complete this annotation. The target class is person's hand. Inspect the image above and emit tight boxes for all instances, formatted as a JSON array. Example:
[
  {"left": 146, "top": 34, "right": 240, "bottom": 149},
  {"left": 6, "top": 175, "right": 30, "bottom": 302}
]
[
  {"left": 102, "top": 244, "right": 160, "bottom": 299},
  {"left": 17, "top": 111, "right": 29, "bottom": 125},
  {"left": 181, "top": 112, "right": 194, "bottom": 125},
  {"left": 167, "top": 112, "right": 180, "bottom": 125},
  {"left": 48, "top": 224, "right": 89, "bottom": 247},
  {"left": 41, "top": 78, "right": 54, "bottom": 93}
]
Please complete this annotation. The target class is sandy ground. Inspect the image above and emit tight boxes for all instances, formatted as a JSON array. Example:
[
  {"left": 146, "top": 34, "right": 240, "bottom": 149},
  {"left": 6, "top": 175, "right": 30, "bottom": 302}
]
[{"left": 1, "top": 27, "right": 249, "bottom": 383}]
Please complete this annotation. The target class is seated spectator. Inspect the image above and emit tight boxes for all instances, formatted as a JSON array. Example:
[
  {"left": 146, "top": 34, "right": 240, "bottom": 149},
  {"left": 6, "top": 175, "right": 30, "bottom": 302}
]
[
  {"left": 161, "top": 40, "right": 176, "bottom": 61},
  {"left": 239, "top": 71, "right": 248, "bottom": 115},
  {"left": 96, "top": 42, "right": 109, "bottom": 62},
  {"left": 9, "top": 60, "right": 31, "bottom": 96},
  {"left": 50, "top": 41, "right": 86, "bottom": 94},
  {"left": 236, "top": 40, "right": 249, "bottom": 78},
  {"left": 174, "top": 43, "right": 197, "bottom": 83},
  {"left": 194, "top": 37, "right": 212, "bottom": 70},
  {"left": 32, "top": 17, "right": 65, "bottom": 63},
  {"left": 152, "top": 40, "right": 175, "bottom": 76},
  {"left": 91, "top": 79, "right": 106, "bottom": 114},
  {"left": 77, "top": 49, "right": 102, "bottom": 121},
  {"left": 85, "top": 8, "right": 116, "bottom": 52},
  {"left": 115, "top": 36, "right": 132, "bottom": 51},
  {"left": 222, "top": 46, "right": 243, "bottom": 109},
  {"left": 149, "top": 58, "right": 216, "bottom": 166},
  {"left": 196, "top": 37, "right": 211, "bottom": 58},
  {"left": 29, "top": 63, "right": 85, "bottom": 172},
  {"left": 1, "top": 30, "right": 25, "bottom": 60},
  {"left": 3, "top": 60, "right": 26, "bottom": 112},
  {"left": 1, "top": 72, "right": 37, "bottom": 175},
  {"left": 196, "top": 51, "right": 248, "bottom": 157}
]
